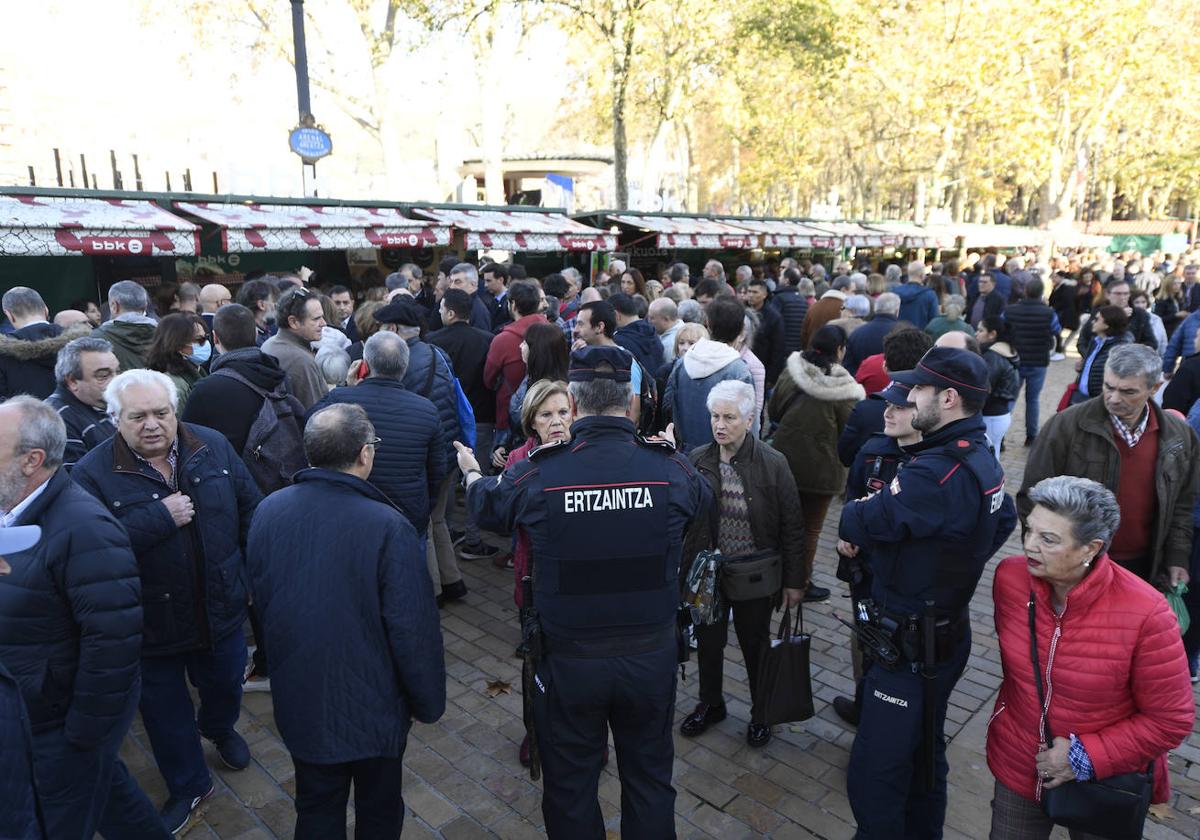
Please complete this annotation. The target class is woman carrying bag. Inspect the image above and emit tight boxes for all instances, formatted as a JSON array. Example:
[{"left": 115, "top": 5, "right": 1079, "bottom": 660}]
[
  {"left": 679, "top": 381, "right": 805, "bottom": 748},
  {"left": 988, "top": 476, "right": 1194, "bottom": 839}
]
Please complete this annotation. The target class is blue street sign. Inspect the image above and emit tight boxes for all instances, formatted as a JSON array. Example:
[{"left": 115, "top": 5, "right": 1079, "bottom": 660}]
[{"left": 289, "top": 125, "right": 333, "bottom": 163}]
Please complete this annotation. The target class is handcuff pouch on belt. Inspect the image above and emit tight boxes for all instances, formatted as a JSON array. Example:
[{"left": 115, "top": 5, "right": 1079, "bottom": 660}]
[{"left": 852, "top": 599, "right": 959, "bottom": 670}]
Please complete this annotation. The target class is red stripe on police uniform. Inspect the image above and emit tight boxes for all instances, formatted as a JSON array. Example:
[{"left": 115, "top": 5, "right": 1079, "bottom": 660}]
[{"left": 543, "top": 481, "right": 671, "bottom": 492}]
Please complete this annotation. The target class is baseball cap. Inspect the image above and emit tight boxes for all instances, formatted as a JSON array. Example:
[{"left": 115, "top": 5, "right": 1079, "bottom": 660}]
[
  {"left": 0, "top": 525, "right": 41, "bottom": 556},
  {"left": 890, "top": 347, "right": 990, "bottom": 395},
  {"left": 568, "top": 346, "right": 632, "bottom": 383},
  {"left": 876, "top": 378, "right": 915, "bottom": 406}
]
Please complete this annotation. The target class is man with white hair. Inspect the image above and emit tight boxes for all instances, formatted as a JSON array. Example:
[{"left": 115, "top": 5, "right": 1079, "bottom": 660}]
[
  {"left": 0, "top": 396, "right": 169, "bottom": 838},
  {"left": 648, "top": 297, "right": 683, "bottom": 363},
  {"left": 608, "top": 257, "right": 627, "bottom": 277},
  {"left": 892, "top": 261, "right": 938, "bottom": 329},
  {"left": 703, "top": 259, "right": 726, "bottom": 284},
  {"left": 447, "top": 262, "right": 494, "bottom": 331},
  {"left": 73, "top": 370, "right": 263, "bottom": 834},
  {"left": 0, "top": 286, "right": 88, "bottom": 400},
  {"left": 94, "top": 280, "right": 158, "bottom": 372},
  {"left": 843, "top": 292, "right": 905, "bottom": 375}
]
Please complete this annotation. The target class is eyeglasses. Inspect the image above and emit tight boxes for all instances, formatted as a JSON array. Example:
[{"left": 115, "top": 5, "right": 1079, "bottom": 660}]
[{"left": 365, "top": 437, "right": 382, "bottom": 448}]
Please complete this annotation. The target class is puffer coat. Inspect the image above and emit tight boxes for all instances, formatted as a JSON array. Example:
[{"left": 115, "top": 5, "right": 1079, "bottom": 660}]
[
  {"left": 988, "top": 553, "right": 1194, "bottom": 804},
  {"left": 72, "top": 423, "right": 262, "bottom": 656}
]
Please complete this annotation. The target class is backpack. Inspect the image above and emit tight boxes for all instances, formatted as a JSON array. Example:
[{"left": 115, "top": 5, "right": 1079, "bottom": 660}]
[{"left": 212, "top": 367, "right": 307, "bottom": 494}]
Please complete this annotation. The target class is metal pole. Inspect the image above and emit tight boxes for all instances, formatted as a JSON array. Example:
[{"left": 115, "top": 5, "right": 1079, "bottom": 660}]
[
  {"left": 291, "top": 0, "right": 312, "bottom": 121},
  {"left": 80, "top": 154, "right": 89, "bottom": 189},
  {"left": 110, "top": 149, "right": 121, "bottom": 189},
  {"left": 53, "top": 148, "right": 63, "bottom": 186},
  {"left": 133, "top": 154, "right": 143, "bottom": 191},
  {"left": 27, "top": 165, "right": 35, "bottom": 186}
]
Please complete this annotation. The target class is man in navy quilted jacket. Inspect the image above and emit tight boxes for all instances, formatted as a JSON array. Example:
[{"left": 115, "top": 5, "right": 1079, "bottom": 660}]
[
  {"left": 247, "top": 403, "right": 445, "bottom": 838},
  {"left": 0, "top": 397, "right": 168, "bottom": 838}
]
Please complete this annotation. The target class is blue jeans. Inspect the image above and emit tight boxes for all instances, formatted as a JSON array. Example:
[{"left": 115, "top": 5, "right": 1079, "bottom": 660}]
[
  {"left": 1018, "top": 364, "right": 1048, "bottom": 440},
  {"left": 33, "top": 685, "right": 169, "bottom": 839},
  {"left": 139, "top": 628, "right": 247, "bottom": 800}
]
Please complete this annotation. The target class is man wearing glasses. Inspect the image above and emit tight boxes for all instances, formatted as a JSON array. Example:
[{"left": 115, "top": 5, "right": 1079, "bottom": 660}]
[{"left": 262, "top": 287, "right": 328, "bottom": 410}]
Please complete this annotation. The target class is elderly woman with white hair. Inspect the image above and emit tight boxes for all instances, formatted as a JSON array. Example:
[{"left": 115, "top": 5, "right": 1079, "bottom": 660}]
[
  {"left": 679, "top": 380, "right": 805, "bottom": 749},
  {"left": 988, "top": 476, "right": 1194, "bottom": 839}
]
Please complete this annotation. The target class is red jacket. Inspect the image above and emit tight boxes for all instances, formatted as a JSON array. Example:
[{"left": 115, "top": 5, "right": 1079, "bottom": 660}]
[
  {"left": 987, "top": 554, "right": 1194, "bottom": 804},
  {"left": 483, "top": 314, "right": 546, "bottom": 431}
]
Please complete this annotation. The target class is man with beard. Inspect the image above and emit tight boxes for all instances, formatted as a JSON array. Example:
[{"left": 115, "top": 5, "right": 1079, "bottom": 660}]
[
  {"left": 0, "top": 397, "right": 168, "bottom": 839},
  {"left": 836, "top": 347, "right": 1016, "bottom": 839}
]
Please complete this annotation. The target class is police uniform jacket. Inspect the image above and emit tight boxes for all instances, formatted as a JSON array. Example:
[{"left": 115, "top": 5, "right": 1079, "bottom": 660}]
[
  {"left": 467, "top": 415, "right": 712, "bottom": 641},
  {"left": 838, "top": 414, "right": 1016, "bottom": 619},
  {"left": 681, "top": 434, "right": 805, "bottom": 590}
]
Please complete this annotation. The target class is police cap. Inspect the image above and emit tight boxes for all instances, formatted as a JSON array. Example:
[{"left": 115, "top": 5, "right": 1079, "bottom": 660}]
[
  {"left": 876, "top": 378, "right": 915, "bottom": 406},
  {"left": 568, "top": 345, "right": 632, "bottom": 382},
  {"left": 890, "top": 347, "right": 989, "bottom": 395}
]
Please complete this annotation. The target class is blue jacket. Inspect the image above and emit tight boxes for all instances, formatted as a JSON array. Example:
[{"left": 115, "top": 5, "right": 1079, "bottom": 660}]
[
  {"left": 892, "top": 282, "right": 939, "bottom": 329},
  {"left": 842, "top": 314, "right": 903, "bottom": 375},
  {"left": 1163, "top": 309, "right": 1200, "bottom": 374},
  {"left": 839, "top": 415, "right": 1017, "bottom": 618},
  {"left": 73, "top": 424, "right": 262, "bottom": 656},
  {"left": 665, "top": 339, "right": 753, "bottom": 452},
  {"left": 837, "top": 394, "right": 887, "bottom": 467},
  {"left": 614, "top": 318, "right": 665, "bottom": 375},
  {"left": 0, "top": 662, "right": 41, "bottom": 840},
  {"left": 770, "top": 286, "right": 809, "bottom": 356},
  {"left": 246, "top": 469, "right": 445, "bottom": 763},
  {"left": 402, "top": 340, "right": 462, "bottom": 468},
  {"left": 309, "top": 378, "right": 446, "bottom": 533},
  {"left": 0, "top": 469, "right": 142, "bottom": 749}
]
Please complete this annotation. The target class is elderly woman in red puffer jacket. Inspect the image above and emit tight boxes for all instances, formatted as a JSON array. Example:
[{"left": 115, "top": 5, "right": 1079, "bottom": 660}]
[{"left": 988, "top": 476, "right": 1195, "bottom": 838}]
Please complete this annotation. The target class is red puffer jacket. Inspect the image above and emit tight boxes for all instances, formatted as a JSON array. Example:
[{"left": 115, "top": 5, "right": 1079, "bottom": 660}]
[{"left": 987, "top": 553, "right": 1194, "bottom": 804}]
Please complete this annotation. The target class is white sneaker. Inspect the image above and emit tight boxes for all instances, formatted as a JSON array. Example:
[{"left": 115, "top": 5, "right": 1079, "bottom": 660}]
[
  {"left": 1049, "top": 353, "right": 1066, "bottom": 361},
  {"left": 243, "top": 675, "right": 271, "bottom": 693}
]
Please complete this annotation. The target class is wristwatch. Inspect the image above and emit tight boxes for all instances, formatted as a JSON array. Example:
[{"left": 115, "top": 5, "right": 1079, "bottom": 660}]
[{"left": 461, "top": 468, "right": 482, "bottom": 488}]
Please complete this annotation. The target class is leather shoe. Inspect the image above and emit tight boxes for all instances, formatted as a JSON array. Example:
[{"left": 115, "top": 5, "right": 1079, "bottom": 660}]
[
  {"left": 833, "top": 695, "right": 860, "bottom": 726},
  {"left": 436, "top": 579, "right": 468, "bottom": 608},
  {"left": 679, "top": 701, "right": 726, "bottom": 737},
  {"left": 746, "top": 723, "right": 772, "bottom": 747},
  {"left": 803, "top": 583, "right": 830, "bottom": 603}
]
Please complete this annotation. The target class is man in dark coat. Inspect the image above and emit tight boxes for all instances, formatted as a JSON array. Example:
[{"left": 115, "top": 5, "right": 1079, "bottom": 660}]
[
  {"left": 246, "top": 403, "right": 445, "bottom": 838},
  {"left": 43, "top": 335, "right": 118, "bottom": 468},
  {"left": 182, "top": 303, "right": 306, "bottom": 693},
  {"left": 967, "top": 271, "right": 1006, "bottom": 327},
  {"left": 771, "top": 267, "right": 810, "bottom": 357},
  {"left": 482, "top": 262, "right": 513, "bottom": 332},
  {"left": 744, "top": 278, "right": 787, "bottom": 386},
  {"left": 1074, "top": 278, "right": 1158, "bottom": 354},
  {"left": 842, "top": 292, "right": 905, "bottom": 375},
  {"left": 611, "top": 292, "right": 665, "bottom": 374},
  {"left": 374, "top": 298, "right": 467, "bottom": 606},
  {"left": 428, "top": 288, "right": 496, "bottom": 462},
  {"left": 0, "top": 397, "right": 167, "bottom": 838},
  {"left": 1003, "top": 279, "right": 1058, "bottom": 444},
  {"left": 309, "top": 331, "right": 445, "bottom": 531},
  {"left": 0, "top": 287, "right": 91, "bottom": 400},
  {"left": 73, "top": 370, "right": 262, "bottom": 834},
  {"left": 0, "top": 655, "right": 42, "bottom": 840},
  {"left": 448, "top": 262, "right": 494, "bottom": 331}
]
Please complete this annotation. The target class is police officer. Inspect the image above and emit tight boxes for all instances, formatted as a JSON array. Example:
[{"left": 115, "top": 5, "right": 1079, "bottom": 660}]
[
  {"left": 836, "top": 347, "right": 1016, "bottom": 839},
  {"left": 456, "top": 345, "right": 711, "bottom": 840},
  {"left": 833, "top": 377, "right": 921, "bottom": 727}
]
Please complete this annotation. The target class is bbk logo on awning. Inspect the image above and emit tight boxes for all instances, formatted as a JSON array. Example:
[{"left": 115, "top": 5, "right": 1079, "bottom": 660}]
[{"left": 81, "top": 236, "right": 148, "bottom": 255}]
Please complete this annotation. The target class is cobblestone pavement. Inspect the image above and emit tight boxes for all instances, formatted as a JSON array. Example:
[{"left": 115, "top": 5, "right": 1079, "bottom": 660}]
[{"left": 118, "top": 356, "right": 1200, "bottom": 839}]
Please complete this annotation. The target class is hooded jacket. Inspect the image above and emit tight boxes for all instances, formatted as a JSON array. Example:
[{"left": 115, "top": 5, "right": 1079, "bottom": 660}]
[
  {"left": 666, "top": 339, "right": 752, "bottom": 452},
  {"left": 181, "top": 347, "right": 294, "bottom": 453},
  {"left": 614, "top": 318, "right": 665, "bottom": 375},
  {"left": 768, "top": 353, "right": 866, "bottom": 495},
  {"left": 0, "top": 323, "right": 90, "bottom": 400},
  {"left": 892, "top": 282, "right": 939, "bottom": 329},
  {"left": 988, "top": 553, "right": 1194, "bottom": 805},
  {"left": 93, "top": 317, "right": 156, "bottom": 374}
]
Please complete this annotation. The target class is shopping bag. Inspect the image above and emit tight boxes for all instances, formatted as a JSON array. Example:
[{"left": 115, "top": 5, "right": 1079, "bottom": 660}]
[
  {"left": 1166, "top": 583, "right": 1190, "bottom": 635},
  {"left": 754, "top": 606, "right": 814, "bottom": 725}
]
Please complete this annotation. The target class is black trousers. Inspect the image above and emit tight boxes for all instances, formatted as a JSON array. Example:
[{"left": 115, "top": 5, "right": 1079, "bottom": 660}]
[
  {"left": 293, "top": 755, "right": 405, "bottom": 840},
  {"left": 695, "top": 595, "right": 773, "bottom": 721},
  {"left": 532, "top": 644, "right": 677, "bottom": 839}
]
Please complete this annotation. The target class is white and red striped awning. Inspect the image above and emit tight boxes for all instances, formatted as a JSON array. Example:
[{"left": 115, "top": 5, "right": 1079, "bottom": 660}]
[
  {"left": 0, "top": 195, "right": 199, "bottom": 257},
  {"left": 175, "top": 202, "right": 450, "bottom": 252},
  {"left": 410, "top": 207, "right": 616, "bottom": 252},
  {"left": 817, "top": 222, "right": 896, "bottom": 248},
  {"left": 718, "top": 218, "right": 839, "bottom": 249},
  {"left": 608, "top": 214, "right": 758, "bottom": 250}
]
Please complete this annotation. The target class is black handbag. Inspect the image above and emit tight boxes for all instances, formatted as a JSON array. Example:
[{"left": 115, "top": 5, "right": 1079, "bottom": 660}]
[
  {"left": 753, "top": 606, "right": 814, "bottom": 726},
  {"left": 1027, "top": 593, "right": 1153, "bottom": 840},
  {"left": 721, "top": 550, "right": 782, "bottom": 602}
]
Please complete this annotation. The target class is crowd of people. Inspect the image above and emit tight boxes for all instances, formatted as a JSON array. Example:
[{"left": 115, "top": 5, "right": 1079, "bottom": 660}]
[{"left": 0, "top": 244, "right": 1197, "bottom": 840}]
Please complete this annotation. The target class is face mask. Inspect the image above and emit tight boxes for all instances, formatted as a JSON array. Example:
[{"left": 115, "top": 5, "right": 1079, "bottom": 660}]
[
  {"left": 263, "top": 312, "right": 277, "bottom": 327},
  {"left": 187, "top": 341, "right": 212, "bottom": 365}
]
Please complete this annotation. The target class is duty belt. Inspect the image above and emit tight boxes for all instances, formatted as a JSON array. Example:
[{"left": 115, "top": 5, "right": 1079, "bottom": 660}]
[
  {"left": 543, "top": 623, "right": 676, "bottom": 659},
  {"left": 879, "top": 608, "right": 968, "bottom": 666}
]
